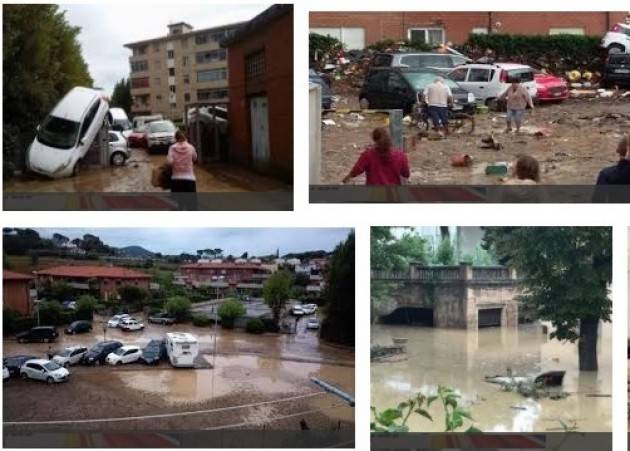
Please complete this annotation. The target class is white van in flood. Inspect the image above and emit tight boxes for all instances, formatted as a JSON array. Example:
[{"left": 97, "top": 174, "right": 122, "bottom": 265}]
[
  {"left": 26, "top": 87, "right": 109, "bottom": 178},
  {"left": 108, "top": 108, "right": 132, "bottom": 138},
  {"left": 165, "top": 332, "right": 198, "bottom": 367}
]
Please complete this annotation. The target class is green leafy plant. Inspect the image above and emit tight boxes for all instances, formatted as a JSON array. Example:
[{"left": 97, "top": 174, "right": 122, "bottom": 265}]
[
  {"left": 164, "top": 295, "right": 192, "bottom": 321},
  {"left": 245, "top": 318, "right": 265, "bottom": 334},
  {"left": 191, "top": 313, "right": 213, "bottom": 327},
  {"left": 217, "top": 298, "right": 246, "bottom": 329}
]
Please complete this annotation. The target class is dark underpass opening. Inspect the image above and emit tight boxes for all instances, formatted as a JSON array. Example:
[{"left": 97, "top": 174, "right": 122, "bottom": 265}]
[
  {"left": 381, "top": 307, "right": 434, "bottom": 326},
  {"left": 478, "top": 308, "right": 502, "bottom": 328}
]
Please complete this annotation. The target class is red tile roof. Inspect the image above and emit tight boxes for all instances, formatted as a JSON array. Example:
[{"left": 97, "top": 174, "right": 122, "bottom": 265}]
[
  {"left": 36, "top": 265, "right": 152, "bottom": 279},
  {"left": 3, "top": 270, "right": 34, "bottom": 281},
  {"left": 181, "top": 263, "right": 262, "bottom": 270}
]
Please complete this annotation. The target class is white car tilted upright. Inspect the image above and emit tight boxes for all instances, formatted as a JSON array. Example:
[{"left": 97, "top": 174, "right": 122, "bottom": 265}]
[
  {"left": 165, "top": 332, "right": 198, "bottom": 367},
  {"left": 26, "top": 87, "right": 110, "bottom": 178}
]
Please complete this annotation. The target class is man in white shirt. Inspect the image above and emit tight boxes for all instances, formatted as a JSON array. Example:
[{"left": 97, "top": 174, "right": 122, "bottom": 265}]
[{"left": 423, "top": 77, "right": 453, "bottom": 136}]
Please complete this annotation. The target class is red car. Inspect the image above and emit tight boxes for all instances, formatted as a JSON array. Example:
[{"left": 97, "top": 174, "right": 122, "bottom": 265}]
[
  {"left": 534, "top": 72, "right": 569, "bottom": 102},
  {"left": 127, "top": 131, "right": 147, "bottom": 149}
]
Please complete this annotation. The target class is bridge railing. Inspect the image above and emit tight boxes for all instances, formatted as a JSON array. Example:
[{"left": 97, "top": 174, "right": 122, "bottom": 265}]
[
  {"left": 372, "top": 265, "right": 515, "bottom": 282},
  {"left": 471, "top": 266, "right": 512, "bottom": 281},
  {"left": 412, "top": 266, "right": 462, "bottom": 281}
]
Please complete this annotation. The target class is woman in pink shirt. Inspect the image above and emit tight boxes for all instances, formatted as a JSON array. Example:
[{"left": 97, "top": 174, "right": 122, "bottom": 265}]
[
  {"left": 167, "top": 130, "right": 198, "bottom": 192},
  {"left": 342, "top": 127, "right": 410, "bottom": 185}
]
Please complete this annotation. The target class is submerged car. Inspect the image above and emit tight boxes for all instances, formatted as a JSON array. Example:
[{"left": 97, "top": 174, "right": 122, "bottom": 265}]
[
  {"left": 3, "top": 355, "right": 37, "bottom": 378},
  {"left": 370, "top": 52, "right": 471, "bottom": 72},
  {"left": 148, "top": 312, "right": 176, "bottom": 325},
  {"left": 26, "top": 87, "right": 109, "bottom": 178},
  {"left": 140, "top": 339, "right": 167, "bottom": 365},
  {"left": 65, "top": 320, "right": 92, "bottom": 335},
  {"left": 108, "top": 131, "right": 129, "bottom": 166},
  {"left": 106, "top": 345, "right": 142, "bottom": 365},
  {"left": 20, "top": 359, "right": 69, "bottom": 384},
  {"left": 52, "top": 346, "right": 88, "bottom": 367},
  {"left": 16, "top": 326, "right": 58, "bottom": 343},
  {"left": 119, "top": 318, "right": 144, "bottom": 331},
  {"left": 108, "top": 107, "right": 132, "bottom": 138},
  {"left": 83, "top": 340, "right": 123, "bottom": 365},
  {"left": 306, "top": 318, "right": 320, "bottom": 330},
  {"left": 146, "top": 120, "right": 176, "bottom": 154},
  {"left": 107, "top": 314, "right": 130, "bottom": 328},
  {"left": 534, "top": 71, "right": 569, "bottom": 102}
]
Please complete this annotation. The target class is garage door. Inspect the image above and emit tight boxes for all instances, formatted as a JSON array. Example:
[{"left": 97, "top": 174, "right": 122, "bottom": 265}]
[
  {"left": 310, "top": 27, "right": 366, "bottom": 50},
  {"left": 478, "top": 308, "right": 502, "bottom": 328}
]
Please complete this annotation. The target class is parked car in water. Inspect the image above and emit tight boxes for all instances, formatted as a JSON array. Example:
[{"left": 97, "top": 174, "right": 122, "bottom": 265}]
[
  {"left": 140, "top": 339, "right": 167, "bottom": 365},
  {"left": 106, "top": 345, "right": 142, "bottom": 365},
  {"left": 52, "top": 346, "right": 88, "bottom": 367},
  {"left": 65, "top": 320, "right": 92, "bottom": 335},
  {"left": 148, "top": 312, "right": 176, "bottom": 325},
  {"left": 16, "top": 326, "right": 58, "bottom": 343},
  {"left": 602, "top": 53, "right": 630, "bottom": 88},
  {"left": 20, "top": 359, "right": 69, "bottom": 384},
  {"left": 108, "top": 131, "right": 129, "bottom": 166},
  {"left": 83, "top": 341, "right": 123, "bottom": 365},
  {"left": 359, "top": 67, "right": 476, "bottom": 115},
  {"left": 306, "top": 318, "right": 320, "bottom": 330},
  {"left": 533, "top": 71, "right": 569, "bottom": 102},
  {"left": 3, "top": 355, "right": 37, "bottom": 378},
  {"left": 132, "top": 114, "right": 164, "bottom": 132},
  {"left": 448, "top": 63, "right": 538, "bottom": 108},
  {"left": 107, "top": 314, "right": 130, "bottom": 328},
  {"left": 146, "top": 120, "right": 176, "bottom": 154},
  {"left": 291, "top": 305, "right": 305, "bottom": 316},
  {"left": 26, "top": 87, "right": 110, "bottom": 178},
  {"left": 119, "top": 318, "right": 144, "bottom": 331},
  {"left": 302, "top": 304, "right": 318, "bottom": 314},
  {"left": 309, "top": 69, "right": 338, "bottom": 110},
  {"left": 601, "top": 22, "right": 630, "bottom": 54},
  {"left": 370, "top": 52, "right": 471, "bottom": 72}
]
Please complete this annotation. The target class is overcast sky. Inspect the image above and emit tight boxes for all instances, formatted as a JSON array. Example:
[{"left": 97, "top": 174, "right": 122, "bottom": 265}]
[
  {"left": 61, "top": 4, "right": 270, "bottom": 94},
  {"left": 34, "top": 228, "right": 352, "bottom": 256}
]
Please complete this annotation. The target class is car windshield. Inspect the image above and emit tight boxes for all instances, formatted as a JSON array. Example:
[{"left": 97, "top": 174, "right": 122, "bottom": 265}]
[
  {"left": 149, "top": 122, "right": 175, "bottom": 133},
  {"left": 37, "top": 115, "right": 80, "bottom": 149},
  {"left": 400, "top": 55, "right": 453, "bottom": 68},
  {"left": 44, "top": 361, "right": 61, "bottom": 371},
  {"left": 403, "top": 72, "right": 459, "bottom": 90},
  {"left": 113, "top": 119, "right": 132, "bottom": 130},
  {"left": 59, "top": 349, "right": 73, "bottom": 357},
  {"left": 507, "top": 69, "right": 534, "bottom": 82},
  {"left": 114, "top": 348, "right": 127, "bottom": 356}
]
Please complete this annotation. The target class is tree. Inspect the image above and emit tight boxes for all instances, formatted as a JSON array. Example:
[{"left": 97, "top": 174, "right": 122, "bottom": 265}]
[
  {"left": 482, "top": 227, "right": 612, "bottom": 371},
  {"left": 118, "top": 285, "right": 149, "bottom": 305},
  {"left": 294, "top": 272, "right": 311, "bottom": 287},
  {"left": 164, "top": 296, "right": 192, "bottom": 321},
  {"left": 75, "top": 295, "right": 97, "bottom": 320},
  {"left": 263, "top": 270, "right": 294, "bottom": 324},
  {"left": 320, "top": 232, "right": 355, "bottom": 345},
  {"left": 434, "top": 238, "right": 455, "bottom": 265},
  {"left": 38, "top": 300, "right": 64, "bottom": 325},
  {"left": 371, "top": 227, "right": 429, "bottom": 272},
  {"left": 217, "top": 298, "right": 246, "bottom": 329},
  {"left": 47, "top": 281, "right": 76, "bottom": 302},
  {"left": 110, "top": 78, "right": 132, "bottom": 115}
]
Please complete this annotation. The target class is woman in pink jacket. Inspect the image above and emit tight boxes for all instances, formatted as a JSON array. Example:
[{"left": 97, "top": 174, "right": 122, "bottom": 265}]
[{"left": 166, "top": 130, "right": 198, "bottom": 192}]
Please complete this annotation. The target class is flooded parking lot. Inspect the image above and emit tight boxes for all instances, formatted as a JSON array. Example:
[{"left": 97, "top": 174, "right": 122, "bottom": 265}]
[
  {"left": 371, "top": 321, "right": 611, "bottom": 432},
  {"left": 3, "top": 148, "right": 290, "bottom": 193}
]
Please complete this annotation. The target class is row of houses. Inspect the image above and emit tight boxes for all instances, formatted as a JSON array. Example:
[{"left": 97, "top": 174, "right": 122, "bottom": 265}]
[
  {"left": 3, "top": 256, "right": 328, "bottom": 315},
  {"left": 126, "top": 4, "right": 293, "bottom": 182},
  {"left": 309, "top": 11, "right": 629, "bottom": 49}
]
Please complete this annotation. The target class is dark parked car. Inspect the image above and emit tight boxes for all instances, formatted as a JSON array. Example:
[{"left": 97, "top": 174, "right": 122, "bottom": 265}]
[
  {"left": 359, "top": 67, "right": 476, "bottom": 115},
  {"left": 140, "top": 339, "right": 167, "bottom": 365},
  {"left": 65, "top": 320, "right": 92, "bottom": 335},
  {"left": 370, "top": 52, "right": 471, "bottom": 72},
  {"left": 309, "top": 69, "right": 337, "bottom": 110},
  {"left": 16, "top": 326, "right": 58, "bottom": 343},
  {"left": 602, "top": 53, "right": 630, "bottom": 88},
  {"left": 148, "top": 312, "right": 176, "bottom": 325},
  {"left": 3, "top": 355, "right": 38, "bottom": 378},
  {"left": 83, "top": 341, "right": 123, "bottom": 365}
]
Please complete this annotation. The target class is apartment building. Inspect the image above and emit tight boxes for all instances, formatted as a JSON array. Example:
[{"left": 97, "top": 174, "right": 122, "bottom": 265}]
[{"left": 125, "top": 21, "right": 243, "bottom": 121}]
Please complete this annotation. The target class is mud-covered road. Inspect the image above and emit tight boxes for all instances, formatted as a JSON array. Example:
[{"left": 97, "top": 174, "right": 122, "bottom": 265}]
[{"left": 320, "top": 93, "right": 630, "bottom": 185}]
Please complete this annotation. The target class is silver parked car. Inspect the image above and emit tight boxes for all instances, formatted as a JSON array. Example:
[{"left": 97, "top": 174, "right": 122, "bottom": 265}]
[
  {"left": 52, "top": 346, "right": 88, "bottom": 368},
  {"left": 108, "top": 131, "right": 129, "bottom": 166},
  {"left": 20, "top": 359, "right": 69, "bottom": 384}
]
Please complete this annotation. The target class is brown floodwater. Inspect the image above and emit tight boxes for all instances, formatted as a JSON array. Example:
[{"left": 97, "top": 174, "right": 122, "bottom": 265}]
[{"left": 371, "top": 321, "right": 611, "bottom": 432}]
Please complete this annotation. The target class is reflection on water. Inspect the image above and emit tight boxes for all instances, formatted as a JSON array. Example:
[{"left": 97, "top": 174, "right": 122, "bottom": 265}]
[{"left": 371, "top": 322, "right": 611, "bottom": 432}]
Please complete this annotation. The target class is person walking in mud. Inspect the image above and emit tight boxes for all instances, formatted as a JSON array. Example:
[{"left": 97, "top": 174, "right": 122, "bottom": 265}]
[
  {"left": 167, "top": 130, "right": 198, "bottom": 192},
  {"left": 342, "top": 127, "right": 409, "bottom": 185},
  {"left": 498, "top": 80, "right": 534, "bottom": 133},
  {"left": 423, "top": 76, "right": 453, "bottom": 137}
]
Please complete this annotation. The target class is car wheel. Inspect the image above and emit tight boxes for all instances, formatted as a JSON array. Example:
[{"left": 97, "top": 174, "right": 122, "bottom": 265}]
[
  {"left": 18, "top": 338, "right": 24, "bottom": 344},
  {"left": 46, "top": 377, "right": 54, "bottom": 384},
  {"left": 20, "top": 372, "right": 27, "bottom": 380},
  {"left": 116, "top": 361, "right": 121, "bottom": 366},
  {"left": 359, "top": 98, "right": 369, "bottom": 110},
  {"left": 110, "top": 152, "right": 126, "bottom": 166},
  {"left": 64, "top": 362, "right": 69, "bottom": 368}
]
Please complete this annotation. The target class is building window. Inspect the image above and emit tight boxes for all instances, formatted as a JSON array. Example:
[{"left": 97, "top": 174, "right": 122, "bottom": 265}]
[
  {"left": 182, "top": 56, "right": 189, "bottom": 67},
  {"left": 169, "top": 85, "right": 176, "bottom": 93},
  {"left": 131, "top": 77, "right": 150, "bottom": 89},
  {"left": 134, "top": 45, "right": 148, "bottom": 56},
  {"left": 184, "top": 93, "right": 191, "bottom": 102},
  {"left": 407, "top": 27, "right": 445, "bottom": 45},
  {"left": 130, "top": 60, "right": 148, "bottom": 72},
  {"left": 197, "top": 68, "right": 227, "bottom": 82},
  {"left": 169, "top": 68, "right": 175, "bottom": 76},
  {"left": 167, "top": 50, "right": 175, "bottom": 59},
  {"left": 184, "top": 74, "right": 190, "bottom": 84},
  {"left": 195, "top": 33, "right": 209, "bottom": 45},
  {"left": 549, "top": 27, "right": 585, "bottom": 35},
  {"left": 156, "top": 95, "right": 162, "bottom": 102},
  {"left": 195, "top": 49, "right": 227, "bottom": 64},
  {"left": 197, "top": 88, "right": 228, "bottom": 101},
  {"left": 471, "top": 27, "right": 489, "bottom": 35},
  {"left": 181, "top": 38, "right": 188, "bottom": 48},
  {"left": 246, "top": 51, "right": 265, "bottom": 82}
]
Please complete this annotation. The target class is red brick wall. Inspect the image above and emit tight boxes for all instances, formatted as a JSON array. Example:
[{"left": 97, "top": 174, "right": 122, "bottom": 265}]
[
  {"left": 3, "top": 280, "right": 32, "bottom": 315},
  {"left": 99, "top": 278, "right": 151, "bottom": 299},
  {"left": 310, "top": 12, "right": 627, "bottom": 45},
  {"left": 227, "top": 10, "right": 294, "bottom": 182}
]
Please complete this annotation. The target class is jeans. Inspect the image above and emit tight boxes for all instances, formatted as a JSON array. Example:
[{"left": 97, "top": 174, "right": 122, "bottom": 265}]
[{"left": 428, "top": 105, "right": 449, "bottom": 127}]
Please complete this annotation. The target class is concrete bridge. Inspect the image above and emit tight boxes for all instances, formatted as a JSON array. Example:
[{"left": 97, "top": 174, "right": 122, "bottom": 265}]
[{"left": 372, "top": 263, "right": 519, "bottom": 329}]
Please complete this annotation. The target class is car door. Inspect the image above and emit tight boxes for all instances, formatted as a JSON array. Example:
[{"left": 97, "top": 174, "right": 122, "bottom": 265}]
[
  {"left": 364, "top": 70, "right": 390, "bottom": 108},
  {"left": 30, "top": 363, "right": 45, "bottom": 381},
  {"left": 123, "top": 349, "right": 136, "bottom": 363},
  {"left": 465, "top": 68, "right": 492, "bottom": 100},
  {"left": 386, "top": 71, "right": 412, "bottom": 110}
]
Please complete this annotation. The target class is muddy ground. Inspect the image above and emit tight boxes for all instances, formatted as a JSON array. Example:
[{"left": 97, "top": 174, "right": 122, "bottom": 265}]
[
  {"left": 3, "top": 148, "right": 289, "bottom": 193},
  {"left": 321, "top": 88, "right": 630, "bottom": 185},
  {"left": 3, "top": 316, "right": 354, "bottom": 434}
]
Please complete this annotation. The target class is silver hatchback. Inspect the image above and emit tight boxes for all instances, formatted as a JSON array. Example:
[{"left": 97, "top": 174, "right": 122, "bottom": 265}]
[{"left": 108, "top": 130, "right": 129, "bottom": 166}]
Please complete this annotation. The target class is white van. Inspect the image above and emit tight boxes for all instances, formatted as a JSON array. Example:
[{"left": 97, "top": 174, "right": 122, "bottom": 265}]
[
  {"left": 26, "top": 87, "right": 109, "bottom": 178},
  {"left": 165, "top": 332, "right": 198, "bottom": 367},
  {"left": 108, "top": 108, "right": 132, "bottom": 138},
  {"left": 132, "top": 114, "right": 163, "bottom": 132}
]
